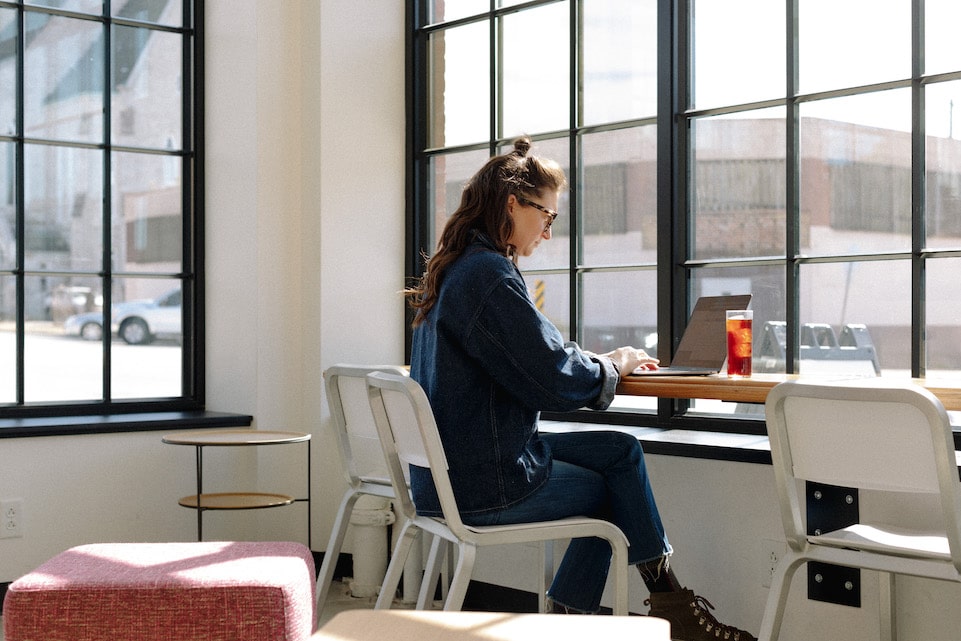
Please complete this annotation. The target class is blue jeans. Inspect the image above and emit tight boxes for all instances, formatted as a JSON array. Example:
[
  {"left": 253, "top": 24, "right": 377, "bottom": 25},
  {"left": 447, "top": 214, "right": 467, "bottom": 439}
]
[{"left": 462, "top": 430, "right": 672, "bottom": 613}]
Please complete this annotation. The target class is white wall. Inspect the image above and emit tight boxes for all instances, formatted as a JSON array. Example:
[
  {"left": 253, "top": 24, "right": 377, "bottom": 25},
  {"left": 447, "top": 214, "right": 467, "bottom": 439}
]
[
  {"left": 0, "top": 0, "right": 405, "bottom": 579},
  {"left": 2, "top": 3, "right": 960, "bottom": 640}
]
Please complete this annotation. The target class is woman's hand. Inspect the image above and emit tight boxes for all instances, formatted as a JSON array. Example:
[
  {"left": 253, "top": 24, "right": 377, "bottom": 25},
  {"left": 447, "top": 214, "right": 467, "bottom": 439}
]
[{"left": 602, "top": 346, "right": 660, "bottom": 375}]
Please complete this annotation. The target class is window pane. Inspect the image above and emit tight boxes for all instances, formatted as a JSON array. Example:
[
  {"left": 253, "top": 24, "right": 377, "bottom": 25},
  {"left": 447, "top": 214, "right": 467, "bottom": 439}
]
[
  {"left": 26, "top": 0, "right": 102, "bottom": 14},
  {"left": 114, "top": 151, "right": 183, "bottom": 270},
  {"left": 583, "top": 0, "right": 657, "bottom": 124},
  {"left": 25, "top": 274, "right": 104, "bottom": 403},
  {"left": 501, "top": 2, "right": 569, "bottom": 137},
  {"left": 925, "top": 81, "right": 961, "bottom": 249},
  {"left": 112, "top": 26, "right": 183, "bottom": 150},
  {"left": 428, "top": 148, "right": 491, "bottom": 251},
  {"left": 692, "top": 264, "right": 784, "bottom": 371},
  {"left": 0, "top": 8, "right": 16, "bottom": 136},
  {"left": 799, "top": 0, "right": 910, "bottom": 94},
  {"left": 25, "top": 13, "right": 104, "bottom": 144},
  {"left": 691, "top": 109, "right": 786, "bottom": 260},
  {"left": 0, "top": 264, "right": 11, "bottom": 309},
  {"left": 0, "top": 274, "right": 12, "bottom": 403},
  {"left": 429, "top": 22, "right": 490, "bottom": 148},
  {"left": 800, "top": 261, "right": 910, "bottom": 376},
  {"left": 0, "top": 141, "right": 14, "bottom": 270},
  {"left": 581, "top": 126, "right": 656, "bottom": 266},
  {"left": 515, "top": 136, "right": 569, "bottom": 271},
  {"left": 800, "top": 90, "right": 912, "bottom": 257},
  {"left": 525, "top": 272, "right": 570, "bottom": 339},
  {"left": 114, "top": 0, "right": 183, "bottom": 28},
  {"left": 691, "top": 0, "right": 784, "bottom": 109},
  {"left": 926, "top": 257, "right": 961, "bottom": 377},
  {"left": 925, "top": 0, "right": 961, "bottom": 76},
  {"left": 431, "top": 0, "right": 488, "bottom": 23},
  {"left": 111, "top": 277, "right": 182, "bottom": 399},
  {"left": 24, "top": 144, "right": 103, "bottom": 272},
  {"left": 581, "top": 269, "right": 656, "bottom": 355}
]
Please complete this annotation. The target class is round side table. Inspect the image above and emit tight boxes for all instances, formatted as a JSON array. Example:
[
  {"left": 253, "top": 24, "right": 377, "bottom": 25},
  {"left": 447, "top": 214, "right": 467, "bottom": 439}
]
[{"left": 162, "top": 429, "right": 311, "bottom": 544}]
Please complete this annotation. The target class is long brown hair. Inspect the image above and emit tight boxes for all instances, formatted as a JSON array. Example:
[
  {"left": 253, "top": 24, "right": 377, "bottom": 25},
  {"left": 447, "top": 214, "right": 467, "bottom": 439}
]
[{"left": 407, "top": 136, "right": 567, "bottom": 327}]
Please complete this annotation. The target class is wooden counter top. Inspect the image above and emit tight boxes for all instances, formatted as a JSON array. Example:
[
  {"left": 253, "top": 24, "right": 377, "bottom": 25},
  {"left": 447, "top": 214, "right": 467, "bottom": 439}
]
[{"left": 618, "top": 373, "right": 961, "bottom": 411}]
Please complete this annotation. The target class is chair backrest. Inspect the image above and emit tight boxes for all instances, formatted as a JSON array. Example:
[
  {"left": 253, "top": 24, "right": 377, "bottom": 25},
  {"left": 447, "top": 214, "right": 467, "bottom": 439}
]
[
  {"left": 366, "top": 371, "right": 471, "bottom": 537},
  {"left": 765, "top": 380, "right": 961, "bottom": 561},
  {"left": 324, "top": 364, "right": 408, "bottom": 487}
]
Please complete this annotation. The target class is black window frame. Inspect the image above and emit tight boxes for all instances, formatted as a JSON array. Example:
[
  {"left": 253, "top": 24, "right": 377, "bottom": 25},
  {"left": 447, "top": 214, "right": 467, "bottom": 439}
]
[
  {"left": 0, "top": 0, "right": 207, "bottom": 427},
  {"left": 406, "top": 0, "right": 961, "bottom": 438}
]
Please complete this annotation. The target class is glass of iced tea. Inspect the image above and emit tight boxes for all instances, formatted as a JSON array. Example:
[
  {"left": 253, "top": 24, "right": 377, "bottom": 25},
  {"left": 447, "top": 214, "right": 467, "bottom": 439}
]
[{"left": 726, "top": 310, "right": 753, "bottom": 377}]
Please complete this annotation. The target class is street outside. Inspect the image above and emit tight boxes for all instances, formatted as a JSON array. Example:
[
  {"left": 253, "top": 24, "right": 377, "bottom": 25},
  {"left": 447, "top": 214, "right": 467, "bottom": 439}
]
[{"left": 0, "top": 323, "right": 181, "bottom": 403}]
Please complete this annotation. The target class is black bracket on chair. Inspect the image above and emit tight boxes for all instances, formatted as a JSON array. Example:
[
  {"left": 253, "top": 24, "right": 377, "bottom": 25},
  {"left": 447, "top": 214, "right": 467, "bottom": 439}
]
[{"left": 806, "top": 481, "right": 861, "bottom": 607}]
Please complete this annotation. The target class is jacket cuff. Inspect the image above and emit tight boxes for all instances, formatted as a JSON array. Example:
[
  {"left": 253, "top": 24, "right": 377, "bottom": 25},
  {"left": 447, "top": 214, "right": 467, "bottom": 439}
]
[{"left": 588, "top": 354, "right": 619, "bottom": 410}]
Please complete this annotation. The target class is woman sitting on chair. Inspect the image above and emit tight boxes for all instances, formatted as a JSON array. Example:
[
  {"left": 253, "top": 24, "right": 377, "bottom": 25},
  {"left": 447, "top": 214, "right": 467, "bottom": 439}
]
[{"left": 404, "top": 136, "right": 755, "bottom": 641}]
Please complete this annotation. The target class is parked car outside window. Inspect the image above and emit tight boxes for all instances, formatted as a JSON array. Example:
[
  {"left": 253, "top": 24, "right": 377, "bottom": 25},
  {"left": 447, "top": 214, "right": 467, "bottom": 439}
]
[{"left": 63, "top": 288, "right": 182, "bottom": 345}]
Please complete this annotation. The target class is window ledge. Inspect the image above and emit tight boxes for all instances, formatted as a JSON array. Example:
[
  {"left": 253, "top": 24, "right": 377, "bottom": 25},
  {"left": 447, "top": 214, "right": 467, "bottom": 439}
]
[
  {"left": 540, "top": 420, "right": 772, "bottom": 465},
  {"left": 0, "top": 410, "right": 253, "bottom": 439},
  {"left": 542, "top": 419, "right": 961, "bottom": 469}
]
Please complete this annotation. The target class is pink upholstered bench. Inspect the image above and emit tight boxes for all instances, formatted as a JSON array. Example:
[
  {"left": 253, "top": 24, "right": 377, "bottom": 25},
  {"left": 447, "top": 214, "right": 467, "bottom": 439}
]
[{"left": 2, "top": 541, "right": 315, "bottom": 641}]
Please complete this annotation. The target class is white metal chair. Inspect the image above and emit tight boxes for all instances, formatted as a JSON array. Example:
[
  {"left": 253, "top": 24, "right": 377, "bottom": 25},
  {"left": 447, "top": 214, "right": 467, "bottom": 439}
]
[
  {"left": 760, "top": 380, "right": 961, "bottom": 641},
  {"left": 365, "top": 371, "right": 631, "bottom": 615},
  {"left": 315, "top": 364, "right": 409, "bottom": 617}
]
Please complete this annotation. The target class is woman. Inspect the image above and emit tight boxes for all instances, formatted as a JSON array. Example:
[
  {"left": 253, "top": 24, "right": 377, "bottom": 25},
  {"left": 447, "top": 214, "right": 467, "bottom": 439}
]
[{"left": 405, "top": 136, "right": 755, "bottom": 641}]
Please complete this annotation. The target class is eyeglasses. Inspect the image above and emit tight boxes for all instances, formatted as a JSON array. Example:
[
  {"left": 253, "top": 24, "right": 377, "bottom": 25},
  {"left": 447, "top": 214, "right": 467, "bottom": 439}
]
[{"left": 517, "top": 196, "right": 559, "bottom": 230}]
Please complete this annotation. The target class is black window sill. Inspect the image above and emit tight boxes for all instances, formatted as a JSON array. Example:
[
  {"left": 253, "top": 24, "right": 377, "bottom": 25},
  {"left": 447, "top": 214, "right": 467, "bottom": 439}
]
[
  {"left": 0, "top": 410, "right": 253, "bottom": 439},
  {"left": 540, "top": 420, "right": 773, "bottom": 465}
]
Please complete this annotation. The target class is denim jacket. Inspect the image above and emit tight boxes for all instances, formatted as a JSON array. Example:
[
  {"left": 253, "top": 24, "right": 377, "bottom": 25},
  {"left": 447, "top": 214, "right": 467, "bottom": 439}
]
[{"left": 409, "top": 233, "right": 619, "bottom": 517}]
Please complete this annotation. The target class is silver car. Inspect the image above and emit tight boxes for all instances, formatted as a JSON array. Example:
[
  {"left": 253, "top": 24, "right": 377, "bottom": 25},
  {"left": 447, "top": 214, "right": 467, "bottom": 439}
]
[{"left": 63, "top": 288, "right": 182, "bottom": 345}]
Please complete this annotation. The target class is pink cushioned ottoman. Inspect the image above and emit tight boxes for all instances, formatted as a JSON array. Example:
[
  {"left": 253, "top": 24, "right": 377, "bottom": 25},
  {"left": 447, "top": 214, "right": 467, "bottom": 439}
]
[{"left": 2, "top": 541, "right": 315, "bottom": 641}]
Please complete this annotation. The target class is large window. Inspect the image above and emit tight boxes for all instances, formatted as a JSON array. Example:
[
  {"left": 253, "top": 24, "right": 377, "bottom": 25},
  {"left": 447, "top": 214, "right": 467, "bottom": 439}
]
[
  {"left": 0, "top": 0, "right": 201, "bottom": 416},
  {"left": 409, "top": 0, "right": 961, "bottom": 432}
]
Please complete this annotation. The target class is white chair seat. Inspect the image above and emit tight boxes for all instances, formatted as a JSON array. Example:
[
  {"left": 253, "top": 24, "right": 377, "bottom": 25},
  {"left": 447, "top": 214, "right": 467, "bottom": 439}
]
[{"left": 812, "top": 523, "right": 952, "bottom": 560}]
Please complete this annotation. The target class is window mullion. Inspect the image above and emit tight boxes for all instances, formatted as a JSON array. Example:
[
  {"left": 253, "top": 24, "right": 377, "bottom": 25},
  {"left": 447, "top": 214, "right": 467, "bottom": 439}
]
[
  {"left": 658, "top": 0, "right": 693, "bottom": 422},
  {"left": 491, "top": 2, "right": 501, "bottom": 144},
  {"left": 103, "top": 2, "right": 114, "bottom": 402},
  {"left": 569, "top": 0, "right": 580, "bottom": 342},
  {"left": 14, "top": 3, "right": 25, "bottom": 406},
  {"left": 784, "top": 0, "right": 800, "bottom": 375},
  {"left": 911, "top": 0, "right": 925, "bottom": 378}
]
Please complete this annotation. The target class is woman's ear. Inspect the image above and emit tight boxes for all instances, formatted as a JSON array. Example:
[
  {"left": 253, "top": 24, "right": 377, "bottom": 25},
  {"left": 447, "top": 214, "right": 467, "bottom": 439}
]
[{"left": 506, "top": 193, "right": 518, "bottom": 215}]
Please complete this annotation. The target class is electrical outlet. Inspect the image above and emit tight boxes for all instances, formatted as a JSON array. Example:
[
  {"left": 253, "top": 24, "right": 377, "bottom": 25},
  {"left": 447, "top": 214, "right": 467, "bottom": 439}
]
[
  {"left": 761, "top": 538, "right": 786, "bottom": 588},
  {"left": 1, "top": 498, "right": 24, "bottom": 539}
]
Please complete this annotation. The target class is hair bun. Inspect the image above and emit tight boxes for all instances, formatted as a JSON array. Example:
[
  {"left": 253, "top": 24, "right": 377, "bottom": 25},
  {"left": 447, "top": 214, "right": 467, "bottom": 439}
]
[{"left": 513, "top": 135, "right": 532, "bottom": 156}]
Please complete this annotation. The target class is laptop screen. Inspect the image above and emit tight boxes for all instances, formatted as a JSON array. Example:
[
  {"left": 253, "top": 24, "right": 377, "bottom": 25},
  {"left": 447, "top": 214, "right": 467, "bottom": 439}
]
[{"left": 669, "top": 294, "right": 753, "bottom": 369}]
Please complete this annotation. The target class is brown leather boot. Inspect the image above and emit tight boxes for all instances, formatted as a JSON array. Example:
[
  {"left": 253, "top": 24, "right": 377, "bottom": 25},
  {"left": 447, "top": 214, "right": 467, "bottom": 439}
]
[{"left": 645, "top": 589, "right": 756, "bottom": 641}]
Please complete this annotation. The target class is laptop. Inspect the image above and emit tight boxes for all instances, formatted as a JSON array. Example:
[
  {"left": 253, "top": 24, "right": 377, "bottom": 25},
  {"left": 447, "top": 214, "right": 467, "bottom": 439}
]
[{"left": 630, "top": 294, "right": 753, "bottom": 376}]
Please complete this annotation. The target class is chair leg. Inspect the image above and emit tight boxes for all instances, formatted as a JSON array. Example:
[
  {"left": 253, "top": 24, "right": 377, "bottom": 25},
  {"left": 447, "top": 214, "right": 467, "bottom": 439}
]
[
  {"left": 376, "top": 520, "right": 420, "bottom": 610},
  {"left": 539, "top": 540, "right": 554, "bottom": 613},
  {"left": 442, "top": 543, "right": 477, "bottom": 611},
  {"left": 758, "top": 552, "right": 806, "bottom": 641},
  {"left": 608, "top": 538, "right": 629, "bottom": 616},
  {"left": 880, "top": 571, "right": 897, "bottom": 641},
  {"left": 441, "top": 541, "right": 456, "bottom": 601},
  {"left": 400, "top": 528, "right": 424, "bottom": 605},
  {"left": 314, "top": 490, "right": 360, "bottom": 624},
  {"left": 416, "top": 534, "right": 447, "bottom": 609}
]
